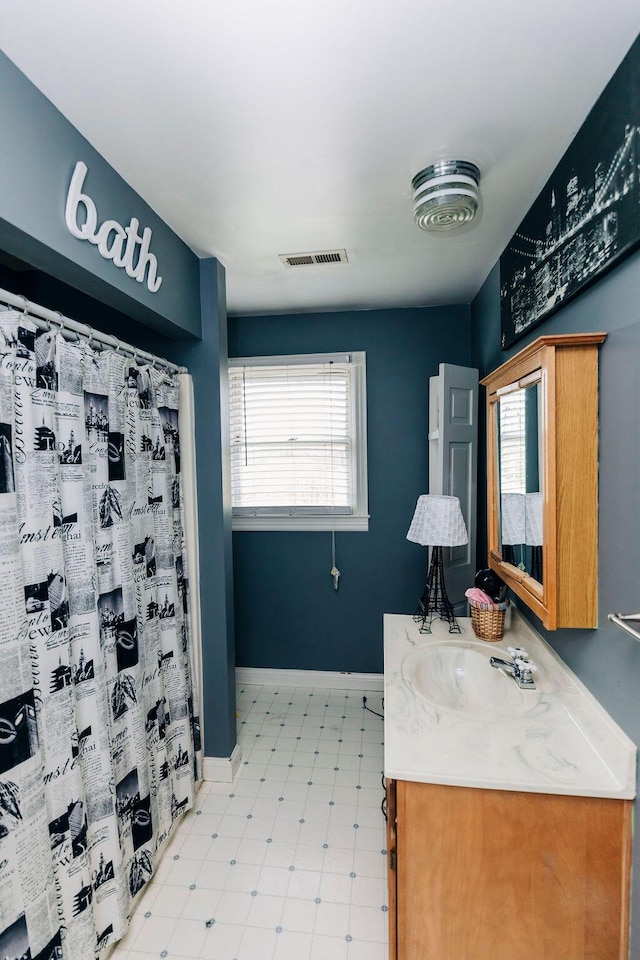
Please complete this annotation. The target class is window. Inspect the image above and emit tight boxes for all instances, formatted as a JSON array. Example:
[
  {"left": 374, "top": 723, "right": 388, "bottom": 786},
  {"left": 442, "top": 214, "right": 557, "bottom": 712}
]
[
  {"left": 498, "top": 389, "right": 526, "bottom": 494},
  {"left": 229, "top": 352, "right": 368, "bottom": 531}
]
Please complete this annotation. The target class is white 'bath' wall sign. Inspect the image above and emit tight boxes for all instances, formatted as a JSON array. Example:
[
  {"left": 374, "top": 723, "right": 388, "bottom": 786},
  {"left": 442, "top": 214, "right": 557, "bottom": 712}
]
[{"left": 65, "top": 161, "right": 163, "bottom": 293}]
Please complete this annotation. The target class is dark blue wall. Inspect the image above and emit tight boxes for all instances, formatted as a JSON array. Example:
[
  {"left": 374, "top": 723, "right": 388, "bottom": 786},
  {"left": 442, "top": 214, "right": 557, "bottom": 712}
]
[
  {"left": 230, "top": 305, "right": 472, "bottom": 674},
  {"left": 471, "top": 249, "right": 640, "bottom": 952}
]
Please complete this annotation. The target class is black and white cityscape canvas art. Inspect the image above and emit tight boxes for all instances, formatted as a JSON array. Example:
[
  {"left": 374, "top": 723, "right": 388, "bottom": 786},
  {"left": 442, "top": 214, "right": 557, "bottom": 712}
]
[{"left": 500, "top": 35, "right": 640, "bottom": 348}]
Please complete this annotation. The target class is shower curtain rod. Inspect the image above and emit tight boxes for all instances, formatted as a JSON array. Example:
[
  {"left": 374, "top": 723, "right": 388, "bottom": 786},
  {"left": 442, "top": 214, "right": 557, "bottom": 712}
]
[{"left": 0, "top": 286, "right": 187, "bottom": 375}]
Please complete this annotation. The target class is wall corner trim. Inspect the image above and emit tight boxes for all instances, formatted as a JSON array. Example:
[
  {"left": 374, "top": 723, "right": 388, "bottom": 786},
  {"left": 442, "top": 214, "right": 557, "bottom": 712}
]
[{"left": 202, "top": 744, "right": 242, "bottom": 783}]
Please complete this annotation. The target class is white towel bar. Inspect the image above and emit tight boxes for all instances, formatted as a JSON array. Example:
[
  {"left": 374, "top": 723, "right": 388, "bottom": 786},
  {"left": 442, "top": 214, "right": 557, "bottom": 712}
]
[{"left": 608, "top": 612, "right": 640, "bottom": 643}]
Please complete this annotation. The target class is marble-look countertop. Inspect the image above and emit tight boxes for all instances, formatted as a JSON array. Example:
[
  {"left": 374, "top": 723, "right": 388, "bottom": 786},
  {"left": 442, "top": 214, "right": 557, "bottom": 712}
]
[{"left": 383, "top": 611, "right": 637, "bottom": 799}]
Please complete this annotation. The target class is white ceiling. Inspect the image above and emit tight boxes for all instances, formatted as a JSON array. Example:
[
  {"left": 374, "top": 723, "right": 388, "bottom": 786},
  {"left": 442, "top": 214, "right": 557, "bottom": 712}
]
[{"left": 1, "top": 1, "right": 639, "bottom": 317}]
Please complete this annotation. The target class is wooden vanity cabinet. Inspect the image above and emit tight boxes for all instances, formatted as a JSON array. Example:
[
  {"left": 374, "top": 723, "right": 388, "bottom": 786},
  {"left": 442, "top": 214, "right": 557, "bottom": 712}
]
[
  {"left": 481, "top": 333, "right": 606, "bottom": 629},
  {"left": 386, "top": 778, "right": 631, "bottom": 960}
]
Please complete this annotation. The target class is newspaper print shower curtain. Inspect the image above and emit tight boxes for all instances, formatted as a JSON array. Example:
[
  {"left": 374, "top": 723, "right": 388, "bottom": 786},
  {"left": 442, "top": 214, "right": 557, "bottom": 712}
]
[{"left": 0, "top": 312, "right": 202, "bottom": 960}]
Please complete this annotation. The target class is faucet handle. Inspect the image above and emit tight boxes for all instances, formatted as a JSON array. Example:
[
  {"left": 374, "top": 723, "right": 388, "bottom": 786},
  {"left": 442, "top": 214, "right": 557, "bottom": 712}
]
[
  {"left": 508, "top": 645, "right": 529, "bottom": 658},
  {"left": 516, "top": 658, "right": 537, "bottom": 673}
]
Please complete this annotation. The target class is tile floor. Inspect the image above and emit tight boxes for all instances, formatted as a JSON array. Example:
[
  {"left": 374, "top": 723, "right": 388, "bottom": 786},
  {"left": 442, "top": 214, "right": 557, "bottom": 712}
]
[{"left": 111, "top": 682, "right": 389, "bottom": 960}]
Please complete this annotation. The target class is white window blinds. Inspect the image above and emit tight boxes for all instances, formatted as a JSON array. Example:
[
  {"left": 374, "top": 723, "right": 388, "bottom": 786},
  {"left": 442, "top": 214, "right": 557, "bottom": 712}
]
[
  {"left": 498, "top": 389, "right": 526, "bottom": 494},
  {"left": 229, "top": 353, "right": 367, "bottom": 529}
]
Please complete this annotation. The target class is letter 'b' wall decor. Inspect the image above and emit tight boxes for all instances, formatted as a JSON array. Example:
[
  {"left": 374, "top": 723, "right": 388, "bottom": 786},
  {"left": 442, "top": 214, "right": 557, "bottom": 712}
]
[{"left": 65, "top": 162, "right": 163, "bottom": 293}]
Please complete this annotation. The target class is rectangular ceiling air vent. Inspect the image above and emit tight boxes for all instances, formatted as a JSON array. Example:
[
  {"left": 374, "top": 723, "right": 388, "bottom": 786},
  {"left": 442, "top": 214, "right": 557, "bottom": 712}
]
[{"left": 279, "top": 249, "right": 348, "bottom": 267}]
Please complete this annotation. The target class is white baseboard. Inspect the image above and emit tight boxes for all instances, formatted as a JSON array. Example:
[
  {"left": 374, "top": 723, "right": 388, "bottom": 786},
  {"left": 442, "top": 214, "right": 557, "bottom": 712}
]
[
  {"left": 202, "top": 743, "right": 242, "bottom": 783},
  {"left": 235, "top": 666, "right": 383, "bottom": 690}
]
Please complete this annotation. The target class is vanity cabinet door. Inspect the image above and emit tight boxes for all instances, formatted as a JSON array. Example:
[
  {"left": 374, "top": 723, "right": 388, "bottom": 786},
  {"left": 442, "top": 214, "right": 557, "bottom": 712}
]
[{"left": 393, "top": 780, "right": 631, "bottom": 960}]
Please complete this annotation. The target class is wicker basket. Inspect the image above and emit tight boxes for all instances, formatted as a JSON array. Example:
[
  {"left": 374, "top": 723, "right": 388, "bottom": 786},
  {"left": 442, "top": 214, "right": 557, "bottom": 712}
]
[{"left": 470, "top": 601, "right": 508, "bottom": 642}]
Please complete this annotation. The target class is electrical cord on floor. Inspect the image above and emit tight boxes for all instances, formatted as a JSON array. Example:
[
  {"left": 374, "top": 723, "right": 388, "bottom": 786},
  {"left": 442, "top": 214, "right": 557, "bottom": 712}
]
[
  {"left": 381, "top": 773, "right": 388, "bottom": 822},
  {"left": 362, "top": 697, "right": 386, "bottom": 819},
  {"left": 362, "top": 695, "right": 384, "bottom": 719}
]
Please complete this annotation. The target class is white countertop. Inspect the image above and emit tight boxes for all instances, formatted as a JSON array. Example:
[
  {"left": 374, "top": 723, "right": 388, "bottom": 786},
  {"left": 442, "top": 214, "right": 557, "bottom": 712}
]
[{"left": 383, "top": 611, "right": 637, "bottom": 799}]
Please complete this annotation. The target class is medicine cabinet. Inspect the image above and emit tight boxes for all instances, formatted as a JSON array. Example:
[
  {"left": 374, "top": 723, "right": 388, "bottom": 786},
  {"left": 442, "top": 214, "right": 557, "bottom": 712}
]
[{"left": 481, "top": 333, "right": 606, "bottom": 629}]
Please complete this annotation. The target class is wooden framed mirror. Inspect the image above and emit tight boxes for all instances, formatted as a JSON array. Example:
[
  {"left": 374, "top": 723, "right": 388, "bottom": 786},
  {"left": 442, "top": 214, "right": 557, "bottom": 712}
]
[{"left": 481, "top": 333, "right": 606, "bottom": 629}]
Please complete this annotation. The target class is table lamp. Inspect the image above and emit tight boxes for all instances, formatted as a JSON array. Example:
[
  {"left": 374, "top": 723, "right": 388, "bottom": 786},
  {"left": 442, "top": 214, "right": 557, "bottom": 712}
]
[
  {"left": 525, "top": 491, "right": 543, "bottom": 582},
  {"left": 407, "top": 494, "right": 468, "bottom": 633},
  {"left": 500, "top": 492, "right": 526, "bottom": 568}
]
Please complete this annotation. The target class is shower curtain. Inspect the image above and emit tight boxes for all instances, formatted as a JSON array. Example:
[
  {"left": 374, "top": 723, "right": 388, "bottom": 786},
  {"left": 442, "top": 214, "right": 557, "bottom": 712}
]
[{"left": 0, "top": 311, "right": 202, "bottom": 960}]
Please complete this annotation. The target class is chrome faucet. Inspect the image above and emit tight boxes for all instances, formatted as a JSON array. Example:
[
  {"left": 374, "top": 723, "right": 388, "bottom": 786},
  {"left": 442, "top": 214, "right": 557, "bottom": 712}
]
[{"left": 489, "top": 646, "right": 538, "bottom": 689}]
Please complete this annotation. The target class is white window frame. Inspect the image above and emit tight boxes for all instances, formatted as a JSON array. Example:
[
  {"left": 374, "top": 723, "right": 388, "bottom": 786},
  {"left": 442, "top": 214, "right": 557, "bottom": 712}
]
[{"left": 229, "top": 351, "right": 368, "bottom": 532}]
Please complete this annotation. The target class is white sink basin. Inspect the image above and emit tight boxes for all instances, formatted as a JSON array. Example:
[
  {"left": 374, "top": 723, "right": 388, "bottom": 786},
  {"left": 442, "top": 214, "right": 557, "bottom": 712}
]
[
  {"left": 402, "top": 640, "right": 539, "bottom": 715},
  {"left": 384, "top": 613, "right": 637, "bottom": 798}
]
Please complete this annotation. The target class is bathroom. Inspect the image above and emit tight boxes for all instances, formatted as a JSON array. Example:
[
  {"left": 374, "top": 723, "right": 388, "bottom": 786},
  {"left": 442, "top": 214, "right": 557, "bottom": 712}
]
[{"left": 1, "top": 8, "right": 640, "bottom": 960}]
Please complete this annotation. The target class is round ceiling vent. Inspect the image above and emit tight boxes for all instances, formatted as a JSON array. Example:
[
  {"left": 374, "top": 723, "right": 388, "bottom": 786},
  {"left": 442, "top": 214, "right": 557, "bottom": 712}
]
[{"left": 412, "top": 160, "right": 481, "bottom": 233}]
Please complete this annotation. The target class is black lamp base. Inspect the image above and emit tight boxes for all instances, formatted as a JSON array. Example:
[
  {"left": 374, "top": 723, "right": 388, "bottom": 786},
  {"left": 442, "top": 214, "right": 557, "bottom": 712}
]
[{"left": 412, "top": 545, "right": 461, "bottom": 634}]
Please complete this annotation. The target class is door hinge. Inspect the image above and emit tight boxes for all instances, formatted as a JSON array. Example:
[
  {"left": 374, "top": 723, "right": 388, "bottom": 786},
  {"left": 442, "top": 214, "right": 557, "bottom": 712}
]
[{"left": 389, "top": 849, "right": 397, "bottom": 871}]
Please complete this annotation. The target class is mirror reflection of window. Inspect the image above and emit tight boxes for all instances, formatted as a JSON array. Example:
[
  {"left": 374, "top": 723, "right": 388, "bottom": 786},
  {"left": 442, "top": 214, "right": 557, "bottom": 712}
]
[
  {"left": 498, "top": 384, "right": 543, "bottom": 584},
  {"left": 498, "top": 390, "right": 526, "bottom": 495}
]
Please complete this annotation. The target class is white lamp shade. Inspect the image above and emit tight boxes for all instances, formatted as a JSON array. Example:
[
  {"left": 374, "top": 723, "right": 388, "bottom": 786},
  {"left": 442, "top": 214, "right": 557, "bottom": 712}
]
[
  {"left": 525, "top": 492, "right": 544, "bottom": 546},
  {"left": 406, "top": 495, "right": 468, "bottom": 547},
  {"left": 501, "top": 493, "right": 526, "bottom": 545}
]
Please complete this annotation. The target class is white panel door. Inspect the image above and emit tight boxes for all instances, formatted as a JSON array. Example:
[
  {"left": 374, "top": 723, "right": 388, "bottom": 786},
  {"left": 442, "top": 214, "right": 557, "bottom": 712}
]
[{"left": 429, "top": 363, "right": 478, "bottom": 609}]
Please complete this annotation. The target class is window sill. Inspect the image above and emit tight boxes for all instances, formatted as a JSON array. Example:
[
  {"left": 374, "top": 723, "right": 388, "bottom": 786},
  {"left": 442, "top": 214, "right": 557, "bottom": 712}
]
[{"left": 232, "top": 515, "right": 369, "bottom": 532}]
